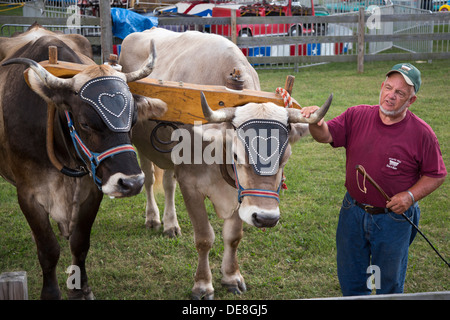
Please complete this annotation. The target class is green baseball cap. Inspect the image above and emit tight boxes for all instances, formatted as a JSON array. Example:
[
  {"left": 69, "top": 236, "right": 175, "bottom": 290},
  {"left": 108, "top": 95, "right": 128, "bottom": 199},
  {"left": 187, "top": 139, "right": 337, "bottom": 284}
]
[{"left": 386, "top": 63, "right": 421, "bottom": 93}]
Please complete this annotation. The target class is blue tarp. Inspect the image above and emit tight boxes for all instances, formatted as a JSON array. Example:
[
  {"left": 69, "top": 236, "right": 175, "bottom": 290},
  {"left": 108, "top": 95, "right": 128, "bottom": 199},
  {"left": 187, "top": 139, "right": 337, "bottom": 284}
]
[{"left": 111, "top": 8, "right": 158, "bottom": 39}]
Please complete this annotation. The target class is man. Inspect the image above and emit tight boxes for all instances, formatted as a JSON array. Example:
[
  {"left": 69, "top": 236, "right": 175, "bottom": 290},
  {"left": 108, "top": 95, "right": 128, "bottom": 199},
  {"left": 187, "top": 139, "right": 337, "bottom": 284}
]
[{"left": 301, "top": 63, "right": 447, "bottom": 296}]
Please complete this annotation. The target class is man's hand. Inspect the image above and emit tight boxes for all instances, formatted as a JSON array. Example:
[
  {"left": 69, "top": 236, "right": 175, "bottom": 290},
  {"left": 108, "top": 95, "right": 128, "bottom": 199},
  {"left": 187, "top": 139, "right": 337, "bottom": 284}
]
[
  {"left": 387, "top": 175, "right": 446, "bottom": 214},
  {"left": 300, "top": 106, "right": 325, "bottom": 126},
  {"left": 300, "top": 106, "right": 332, "bottom": 143},
  {"left": 386, "top": 192, "right": 414, "bottom": 214}
]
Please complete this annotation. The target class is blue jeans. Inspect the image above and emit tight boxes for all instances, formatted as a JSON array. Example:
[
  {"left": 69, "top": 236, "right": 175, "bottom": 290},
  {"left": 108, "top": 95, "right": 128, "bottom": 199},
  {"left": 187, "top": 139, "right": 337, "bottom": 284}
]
[{"left": 336, "top": 192, "right": 420, "bottom": 296}]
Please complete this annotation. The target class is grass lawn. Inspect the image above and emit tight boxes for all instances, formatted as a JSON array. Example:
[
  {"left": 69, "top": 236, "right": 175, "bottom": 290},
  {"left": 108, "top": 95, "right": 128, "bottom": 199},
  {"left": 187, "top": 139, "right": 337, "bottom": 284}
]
[{"left": 0, "top": 59, "right": 448, "bottom": 300}]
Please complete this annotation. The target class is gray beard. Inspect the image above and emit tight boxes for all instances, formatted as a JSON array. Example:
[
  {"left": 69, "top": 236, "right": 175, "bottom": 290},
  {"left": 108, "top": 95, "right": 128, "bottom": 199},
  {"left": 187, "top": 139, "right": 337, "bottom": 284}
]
[{"left": 379, "top": 94, "right": 410, "bottom": 117}]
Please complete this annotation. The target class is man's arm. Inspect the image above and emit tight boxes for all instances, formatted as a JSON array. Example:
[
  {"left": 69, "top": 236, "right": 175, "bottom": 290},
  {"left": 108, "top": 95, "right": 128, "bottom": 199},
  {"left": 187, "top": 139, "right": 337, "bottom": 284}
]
[
  {"left": 387, "top": 175, "right": 446, "bottom": 214},
  {"left": 301, "top": 106, "right": 333, "bottom": 143}
]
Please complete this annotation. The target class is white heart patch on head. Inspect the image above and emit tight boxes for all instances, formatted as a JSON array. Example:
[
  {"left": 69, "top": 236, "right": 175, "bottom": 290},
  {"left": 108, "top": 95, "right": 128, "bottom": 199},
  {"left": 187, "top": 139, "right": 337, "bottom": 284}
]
[
  {"left": 99, "top": 92, "right": 128, "bottom": 118},
  {"left": 237, "top": 119, "right": 289, "bottom": 176},
  {"left": 250, "top": 136, "right": 280, "bottom": 162},
  {"left": 79, "top": 76, "right": 134, "bottom": 132}
]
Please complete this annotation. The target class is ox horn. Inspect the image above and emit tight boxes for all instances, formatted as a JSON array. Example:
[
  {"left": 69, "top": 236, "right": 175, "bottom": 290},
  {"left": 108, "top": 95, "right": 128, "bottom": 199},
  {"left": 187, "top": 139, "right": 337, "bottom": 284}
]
[
  {"left": 2, "top": 57, "right": 73, "bottom": 90},
  {"left": 287, "top": 93, "right": 333, "bottom": 123},
  {"left": 200, "top": 92, "right": 236, "bottom": 123},
  {"left": 124, "top": 40, "right": 157, "bottom": 83}
]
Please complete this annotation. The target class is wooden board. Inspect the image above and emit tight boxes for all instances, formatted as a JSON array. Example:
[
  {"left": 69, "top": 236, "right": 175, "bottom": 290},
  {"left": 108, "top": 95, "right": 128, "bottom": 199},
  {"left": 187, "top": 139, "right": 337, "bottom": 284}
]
[{"left": 33, "top": 60, "right": 301, "bottom": 124}]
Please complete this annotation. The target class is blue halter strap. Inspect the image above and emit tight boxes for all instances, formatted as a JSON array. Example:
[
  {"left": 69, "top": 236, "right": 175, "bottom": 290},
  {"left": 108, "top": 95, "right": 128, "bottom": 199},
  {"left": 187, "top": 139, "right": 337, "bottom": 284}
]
[
  {"left": 232, "top": 161, "right": 283, "bottom": 203},
  {"left": 65, "top": 111, "right": 137, "bottom": 190}
]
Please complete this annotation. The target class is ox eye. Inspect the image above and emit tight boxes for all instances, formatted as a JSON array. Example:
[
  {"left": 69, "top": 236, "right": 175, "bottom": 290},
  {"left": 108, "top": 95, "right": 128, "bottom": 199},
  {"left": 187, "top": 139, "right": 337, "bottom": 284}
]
[{"left": 80, "top": 123, "right": 90, "bottom": 130}]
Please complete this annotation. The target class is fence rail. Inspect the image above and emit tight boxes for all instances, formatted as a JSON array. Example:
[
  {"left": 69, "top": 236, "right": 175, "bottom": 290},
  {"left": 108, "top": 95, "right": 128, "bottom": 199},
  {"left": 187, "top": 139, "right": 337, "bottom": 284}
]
[
  {"left": 158, "top": 8, "right": 450, "bottom": 72},
  {"left": 1, "top": 4, "right": 449, "bottom": 71}
]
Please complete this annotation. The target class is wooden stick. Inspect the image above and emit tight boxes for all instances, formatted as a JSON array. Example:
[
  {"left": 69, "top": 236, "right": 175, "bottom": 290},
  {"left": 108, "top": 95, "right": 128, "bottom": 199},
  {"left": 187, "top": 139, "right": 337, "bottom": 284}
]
[
  {"left": 284, "top": 75, "right": 295, "bottom": 95},
  {"left": 355, "top": 165, "right": 450, "bottom": 268},
  {"left": 48, "top": 46, "right": 58, "bottom": 65}
]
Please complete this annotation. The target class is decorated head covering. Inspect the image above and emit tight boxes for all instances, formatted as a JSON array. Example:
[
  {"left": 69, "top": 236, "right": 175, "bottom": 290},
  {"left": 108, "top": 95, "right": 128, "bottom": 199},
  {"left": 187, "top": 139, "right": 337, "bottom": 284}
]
[
  {"left": 79, "top": 76, "right": 134, "bottom": 132},
  {"left": 237, "top": 119, "right": 289, "bottom": 176}
]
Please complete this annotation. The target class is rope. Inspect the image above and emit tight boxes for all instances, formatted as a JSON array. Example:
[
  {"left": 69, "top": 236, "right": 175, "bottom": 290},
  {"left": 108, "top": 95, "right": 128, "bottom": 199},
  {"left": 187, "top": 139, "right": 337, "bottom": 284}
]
[
  {"left": 281, "top": 173, "right": 287, "bottom": 190},
  {"left": 276, "top": 87, "right": 293, "bottom": 108},
  {"left": 356, "top": 165, "right": 368, "bottom": 194}
]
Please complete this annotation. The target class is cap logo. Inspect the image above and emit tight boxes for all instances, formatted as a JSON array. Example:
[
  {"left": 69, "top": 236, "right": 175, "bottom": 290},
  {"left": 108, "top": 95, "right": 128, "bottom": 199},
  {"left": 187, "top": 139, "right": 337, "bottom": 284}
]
[{"left": 401, "top": 65, "right": 411, "bottom": 72}]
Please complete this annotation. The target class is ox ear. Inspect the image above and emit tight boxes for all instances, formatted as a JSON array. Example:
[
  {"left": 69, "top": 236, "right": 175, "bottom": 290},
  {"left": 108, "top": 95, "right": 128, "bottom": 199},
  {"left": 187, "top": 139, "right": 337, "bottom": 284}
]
[
  {"left": 288, "top": 123, "right": 310, "bottom": 144},
  {"left": 133, "top": 94, "right": 167, "bottom": 120}
]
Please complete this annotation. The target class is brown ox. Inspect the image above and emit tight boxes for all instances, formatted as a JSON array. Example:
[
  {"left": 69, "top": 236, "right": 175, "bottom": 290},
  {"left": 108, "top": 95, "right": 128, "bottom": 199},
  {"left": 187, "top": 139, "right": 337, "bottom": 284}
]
[
  {"left": 0, "top": 25, "right": 166, "bottom": 299},
  {"left": 119, "top": 28, "right": 331, "bottom": 299}
]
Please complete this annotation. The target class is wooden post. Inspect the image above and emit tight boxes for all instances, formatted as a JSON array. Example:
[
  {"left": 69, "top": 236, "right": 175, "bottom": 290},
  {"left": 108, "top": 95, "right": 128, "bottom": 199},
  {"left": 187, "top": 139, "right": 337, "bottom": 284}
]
[
  {"left": 48, "top": 46, "right": 58, "bottom": 64},
  {"left": 357, "top": 7, "right": 365, "bottom": 73},
  {"left": 99, "top": 0, "right": 113, "bottom": 63},
  {"left": 284, "top": 75, "right": 295, "bottom": 95},
  {"left": 231, "top": 10, "right": 237, "bottom": 45},
  {"left": 0, "top": 272, "right": 28, "bottom": 300}
]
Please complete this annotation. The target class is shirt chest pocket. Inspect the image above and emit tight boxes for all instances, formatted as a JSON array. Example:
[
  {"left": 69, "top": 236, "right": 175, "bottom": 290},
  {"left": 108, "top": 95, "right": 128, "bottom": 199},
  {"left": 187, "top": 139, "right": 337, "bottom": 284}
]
[{"left": 381, "top": 153, "right": 419, "bottom": 180}]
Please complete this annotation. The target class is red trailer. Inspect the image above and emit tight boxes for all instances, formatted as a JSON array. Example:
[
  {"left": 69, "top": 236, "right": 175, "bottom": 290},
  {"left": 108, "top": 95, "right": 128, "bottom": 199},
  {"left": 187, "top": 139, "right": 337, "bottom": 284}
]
[
  {"left": 211, "top": 0, "right": 320, "bottom": 38},
  {"left": 211, "top": 1, "right": 347, "bottom": 58}
]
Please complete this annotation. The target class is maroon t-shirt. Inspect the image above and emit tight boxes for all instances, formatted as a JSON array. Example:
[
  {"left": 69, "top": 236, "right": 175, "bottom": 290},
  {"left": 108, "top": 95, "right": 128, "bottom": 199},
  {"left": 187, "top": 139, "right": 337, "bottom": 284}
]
[{"left": 327, "top": 105, "right": 447, "bottom": 207}]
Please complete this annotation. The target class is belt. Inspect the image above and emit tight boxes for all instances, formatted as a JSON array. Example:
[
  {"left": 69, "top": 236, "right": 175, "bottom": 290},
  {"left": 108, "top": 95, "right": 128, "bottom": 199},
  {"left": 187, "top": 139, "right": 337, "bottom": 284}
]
[{"left": 354, "top": 201, "right": 391, "bottom": 215}]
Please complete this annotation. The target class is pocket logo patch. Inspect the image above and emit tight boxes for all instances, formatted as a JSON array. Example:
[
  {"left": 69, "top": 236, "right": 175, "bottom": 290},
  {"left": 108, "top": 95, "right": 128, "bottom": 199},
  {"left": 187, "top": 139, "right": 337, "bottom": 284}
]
[{"left": 386, "top": 157, "right": 401, "bottom": 170}]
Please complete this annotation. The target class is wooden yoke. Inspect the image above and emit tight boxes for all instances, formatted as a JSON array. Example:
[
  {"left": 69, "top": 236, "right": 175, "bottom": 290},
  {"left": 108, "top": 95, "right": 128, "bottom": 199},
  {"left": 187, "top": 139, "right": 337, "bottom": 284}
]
[
  {"left": 128, "top": 77, "right": 301, "bottom": 124},
  {"left": 30, "top": 57, "right": 301, "bottom": 124}
]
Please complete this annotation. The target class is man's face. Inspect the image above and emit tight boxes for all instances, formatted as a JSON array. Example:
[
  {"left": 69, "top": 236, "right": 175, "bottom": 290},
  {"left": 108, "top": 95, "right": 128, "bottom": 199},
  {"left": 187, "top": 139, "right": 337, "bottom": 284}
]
[{"left": 379, "top": 73, "right": 416, "bottom": 117}]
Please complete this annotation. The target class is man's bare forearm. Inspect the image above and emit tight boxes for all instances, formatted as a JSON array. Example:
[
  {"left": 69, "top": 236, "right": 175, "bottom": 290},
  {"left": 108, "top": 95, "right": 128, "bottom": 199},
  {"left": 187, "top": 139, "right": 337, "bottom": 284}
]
[{"left": 309, "top": 122, "right": 333, "bottom": 144}]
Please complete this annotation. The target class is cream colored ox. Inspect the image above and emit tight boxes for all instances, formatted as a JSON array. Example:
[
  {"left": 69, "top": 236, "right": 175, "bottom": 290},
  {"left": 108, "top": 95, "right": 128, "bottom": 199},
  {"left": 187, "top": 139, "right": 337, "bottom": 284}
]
[{"left": 119, "top": 27, "right": 331, "bottom": 299}]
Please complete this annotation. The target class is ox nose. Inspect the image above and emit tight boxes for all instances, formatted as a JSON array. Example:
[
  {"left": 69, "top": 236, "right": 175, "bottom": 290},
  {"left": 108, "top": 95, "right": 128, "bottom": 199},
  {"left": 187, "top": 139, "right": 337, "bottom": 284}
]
[
  {"left": 117, "top": 175, "right": 145, "bottom": 196},
  {"left": 252, "top": 212, "right": 279, "bottom": 228}
]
